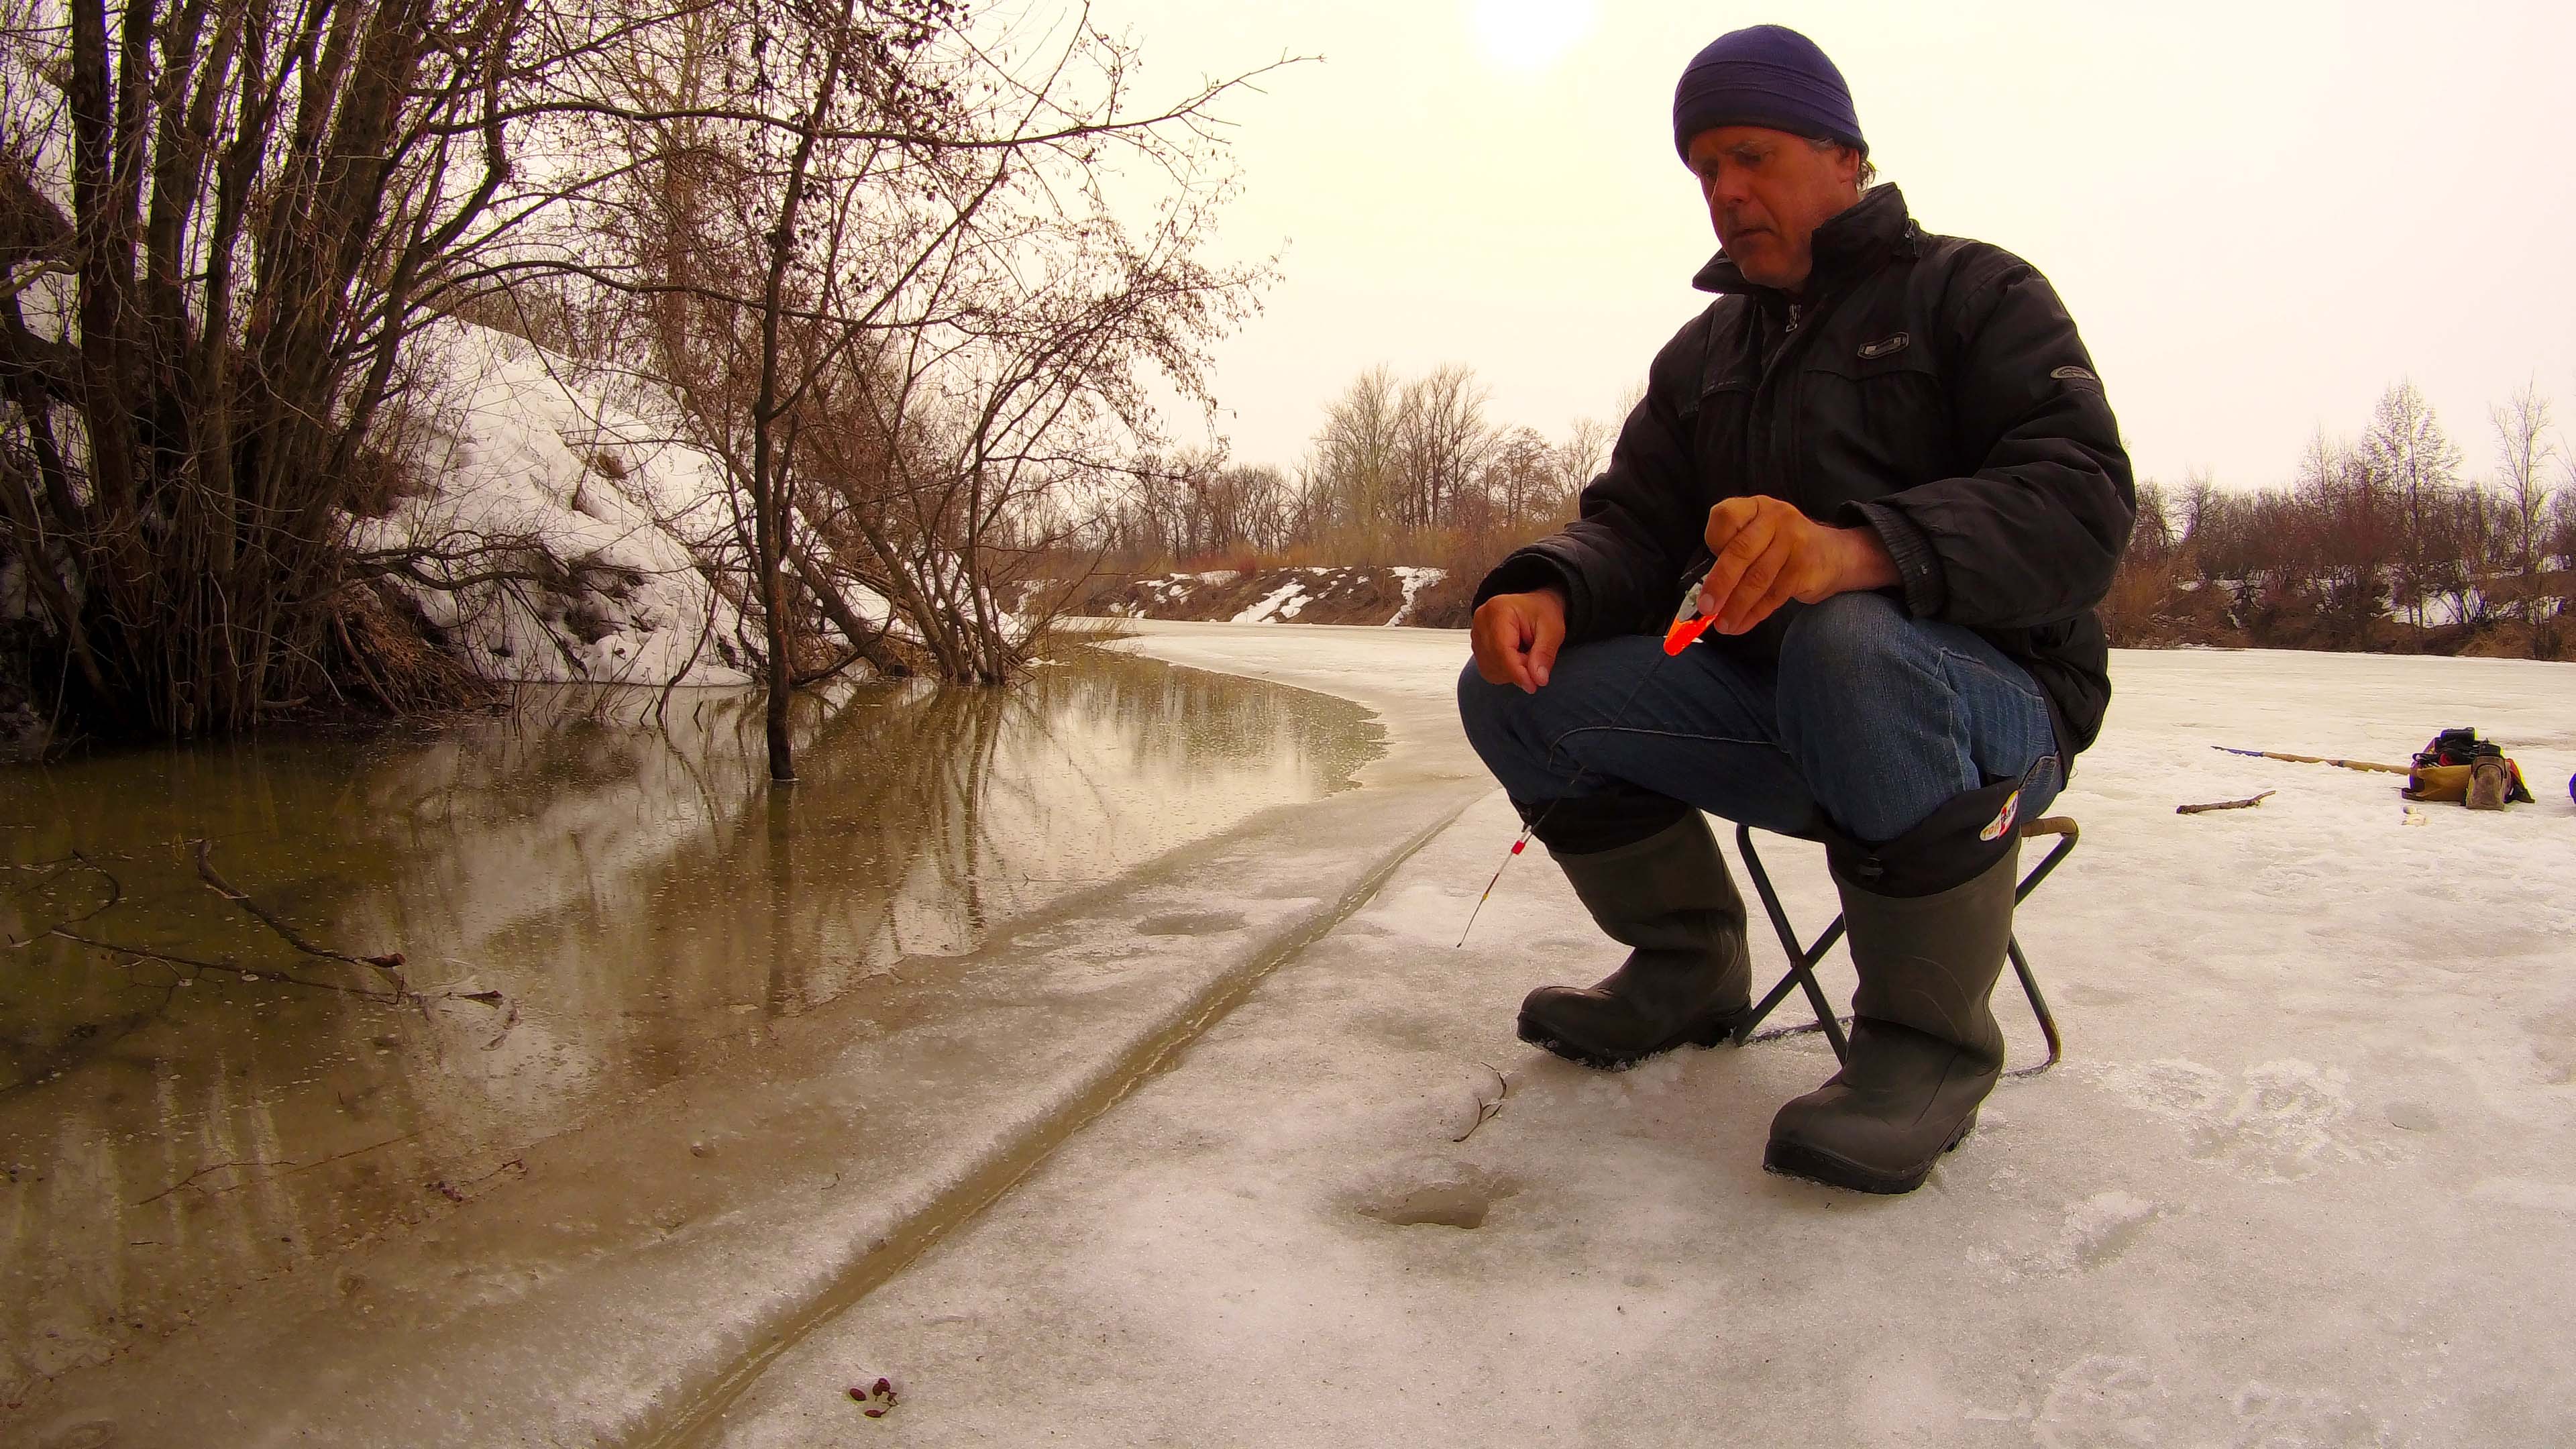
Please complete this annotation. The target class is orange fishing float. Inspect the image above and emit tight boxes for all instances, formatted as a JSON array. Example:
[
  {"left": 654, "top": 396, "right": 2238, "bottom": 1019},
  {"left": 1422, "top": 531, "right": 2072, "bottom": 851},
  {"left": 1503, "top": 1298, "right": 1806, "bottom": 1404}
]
[{"left": 1663, "top": 611, "right": 1715, "bottom": 655}]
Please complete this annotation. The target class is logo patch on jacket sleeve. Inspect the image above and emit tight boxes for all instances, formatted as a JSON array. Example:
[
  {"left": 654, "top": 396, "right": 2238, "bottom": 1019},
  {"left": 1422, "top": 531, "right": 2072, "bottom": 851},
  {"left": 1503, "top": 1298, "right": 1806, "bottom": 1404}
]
[
  {"left": 1857, "top": 332, "right": 1911, "bottom": 360},
  {"left": 1980, "top": 790, "right": 2023, "bottom": 843},
  {"left": 2050, "top": 364, "right": 2099, "bottom": 384}
]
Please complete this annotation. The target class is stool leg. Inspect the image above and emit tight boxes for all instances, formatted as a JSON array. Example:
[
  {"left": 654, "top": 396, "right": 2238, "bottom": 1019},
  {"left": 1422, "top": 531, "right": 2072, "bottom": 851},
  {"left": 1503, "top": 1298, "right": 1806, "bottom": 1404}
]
[
  {"left": 2000, "top": 826, "right": 2078, "bottom": 1077},
  {"left": 1741, "top": 963, "right": 1808, "bottom": 1042},
  {"left": 2014, "top": 830, "right": 2080, "bottom": 903},
  {"left": 1730, "top": 824, "right": 1849, "bottom": 1063},
  {"left": 1733, "top": 823, "right": 2078, "bottom": 1077},
  {"left": 1790, "top": 944, "right": 1849, "bottom": 1064},
  {"left": 2003, "top": 936, "right": 2062, "bottom": 1077}
]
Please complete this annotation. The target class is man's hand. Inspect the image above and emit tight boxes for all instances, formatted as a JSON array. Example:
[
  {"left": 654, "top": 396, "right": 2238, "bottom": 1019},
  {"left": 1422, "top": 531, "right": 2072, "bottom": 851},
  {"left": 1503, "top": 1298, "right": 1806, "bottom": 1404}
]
[
  {"left": 1697, "top": 496, "right": 1900, "bottom": 634},
  {"left": 1470, "top": 588, "right": 1567, "bottom": 694}
]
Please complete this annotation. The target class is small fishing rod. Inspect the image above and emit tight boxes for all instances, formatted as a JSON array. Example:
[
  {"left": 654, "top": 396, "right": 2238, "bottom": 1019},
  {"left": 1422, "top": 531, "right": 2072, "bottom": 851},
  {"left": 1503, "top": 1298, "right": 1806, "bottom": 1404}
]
[{"left": 1456, "top": 561, "right": 1721, "bottom": 947}]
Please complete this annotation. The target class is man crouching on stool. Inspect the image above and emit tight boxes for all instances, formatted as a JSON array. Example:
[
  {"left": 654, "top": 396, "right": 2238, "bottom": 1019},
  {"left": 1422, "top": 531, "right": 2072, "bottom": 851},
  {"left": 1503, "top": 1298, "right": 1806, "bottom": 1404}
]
[{"left": 1457, "top": 24, "right": 2134, "bottom": 1194}]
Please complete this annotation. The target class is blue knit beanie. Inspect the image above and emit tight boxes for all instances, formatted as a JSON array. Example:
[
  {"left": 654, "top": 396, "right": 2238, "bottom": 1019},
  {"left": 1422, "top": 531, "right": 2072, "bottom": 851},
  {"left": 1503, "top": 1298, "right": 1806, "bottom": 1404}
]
[{"left": 1672, "top": 24, "right": 1865, "bottom": 162}]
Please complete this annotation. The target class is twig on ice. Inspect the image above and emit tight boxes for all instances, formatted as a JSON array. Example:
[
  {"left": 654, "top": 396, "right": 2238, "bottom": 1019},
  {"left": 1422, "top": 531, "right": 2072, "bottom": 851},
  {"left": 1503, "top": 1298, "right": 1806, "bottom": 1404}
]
[
  {"left": 2178, "top": 790, "right": 2277, "bottom": 816},
  {"left": 1452, "top": 1062, "right": 1508, "bottom": 1143}
]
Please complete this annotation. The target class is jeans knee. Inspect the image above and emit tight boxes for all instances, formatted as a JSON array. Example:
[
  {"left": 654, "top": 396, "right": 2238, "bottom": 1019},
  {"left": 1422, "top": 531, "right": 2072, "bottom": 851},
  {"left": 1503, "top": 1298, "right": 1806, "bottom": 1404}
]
[
  {"left": 1456, "top": 660, "right": 1515, "bottom": 756},
  {"left": 1780, "top": 592, "right": 1919, "bottom": 694}
]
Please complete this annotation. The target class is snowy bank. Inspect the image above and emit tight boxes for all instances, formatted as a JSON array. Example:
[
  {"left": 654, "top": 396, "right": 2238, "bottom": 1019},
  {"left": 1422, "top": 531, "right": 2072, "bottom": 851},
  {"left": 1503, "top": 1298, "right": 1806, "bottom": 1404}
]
[
  {"left": 1082, "top": 564, "right": 1450, "bottom": 627},
  {"left": 346, "top": 323, "right": 767, "bottom": 684},
  {"left": 350, "top": 323, "right": 942, "bottom": 687}
]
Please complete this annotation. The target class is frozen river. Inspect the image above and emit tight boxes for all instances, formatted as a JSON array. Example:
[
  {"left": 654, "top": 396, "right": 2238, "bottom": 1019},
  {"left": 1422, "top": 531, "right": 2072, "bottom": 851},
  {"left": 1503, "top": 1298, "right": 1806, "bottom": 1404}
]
[{"left": 11, "top": 624, "right": 2575, "bottom": 1447}]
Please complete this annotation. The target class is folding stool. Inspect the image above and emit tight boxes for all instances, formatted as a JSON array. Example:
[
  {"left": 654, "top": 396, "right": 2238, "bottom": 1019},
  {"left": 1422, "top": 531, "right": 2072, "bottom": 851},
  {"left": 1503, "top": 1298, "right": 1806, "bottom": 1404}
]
[{"left": 1727, "top": 817, "right": 2078, "bottom": 1077}]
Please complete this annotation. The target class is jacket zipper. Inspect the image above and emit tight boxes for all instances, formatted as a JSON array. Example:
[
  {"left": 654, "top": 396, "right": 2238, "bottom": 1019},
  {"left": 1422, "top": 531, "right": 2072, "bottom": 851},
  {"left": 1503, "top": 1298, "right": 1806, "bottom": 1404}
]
[{"left": 1754, "top": 288, "right": 1843, "bottom": 501}]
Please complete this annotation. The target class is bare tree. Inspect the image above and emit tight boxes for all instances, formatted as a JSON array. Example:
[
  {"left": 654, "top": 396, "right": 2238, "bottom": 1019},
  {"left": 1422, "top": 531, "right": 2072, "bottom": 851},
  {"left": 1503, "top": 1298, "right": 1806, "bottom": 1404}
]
[
  {"left": 1216, "top": 463, "right": 1293, "bottom": 553},
  {"left": 1305, "top": 364, "right": 1402, "bottom": 541},
  {"left": 2357, "top": 380, "right": 2463, "bottom": 627},
  {"left": 2290, "top": 437, "right": 2392, "bottom": 634},
  {"left": 0, "top": 0, "right": 608, "bottom": 734},
  {"left": 1395, "top": 363, "right": 1491, "bottom": 531},
  {"left": 2551, "top": 470, "right": 2576, "bottom": 580},
  {"left": 2490, "top": 380, "right": 2559, "bottom": 652},
  {"left": 2128, "top": 480, "right": 2176, "bottom": 564},
  {"left": 562, "top": 0, "right": 1273, "bottom": 777},
  {"left": 739, "top": 0, "right": 869, "bottom": 779},
  {"left": 1555, "top": 413, "right": 1616, "bottom": 504},
  {"left": 1478, "top": 425, "right": 1554, "bottom": 533}
]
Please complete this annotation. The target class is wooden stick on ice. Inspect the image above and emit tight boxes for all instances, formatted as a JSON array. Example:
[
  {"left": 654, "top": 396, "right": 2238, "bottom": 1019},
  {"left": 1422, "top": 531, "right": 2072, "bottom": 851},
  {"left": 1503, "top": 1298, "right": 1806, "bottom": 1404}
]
[{"left": 2178, "top": 790, "right": 2277, "bottom": 815}]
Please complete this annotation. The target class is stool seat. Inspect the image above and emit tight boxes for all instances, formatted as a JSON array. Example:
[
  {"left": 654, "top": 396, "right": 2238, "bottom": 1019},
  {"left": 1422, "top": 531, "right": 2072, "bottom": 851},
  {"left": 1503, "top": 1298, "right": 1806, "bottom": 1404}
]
[{"left": 1728, "top": 817, "right": 2076, "bottom": 1076}]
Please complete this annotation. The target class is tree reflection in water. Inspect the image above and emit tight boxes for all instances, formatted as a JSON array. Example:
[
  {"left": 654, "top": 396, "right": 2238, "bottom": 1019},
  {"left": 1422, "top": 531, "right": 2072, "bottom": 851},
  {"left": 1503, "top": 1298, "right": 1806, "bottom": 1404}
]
[{"left": 0, "top": 649, "right": 1380, "bottom": 1403}]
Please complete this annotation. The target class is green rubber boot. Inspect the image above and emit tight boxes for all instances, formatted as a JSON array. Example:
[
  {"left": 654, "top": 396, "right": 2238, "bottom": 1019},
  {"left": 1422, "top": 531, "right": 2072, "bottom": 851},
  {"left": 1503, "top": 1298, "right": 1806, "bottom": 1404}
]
[
  {"left": 1764, "top": 839, "right": 2020, "bottom": 1193},
  {"left": 1516, "top": 813, "right": 1754, "bottom": 1071}
]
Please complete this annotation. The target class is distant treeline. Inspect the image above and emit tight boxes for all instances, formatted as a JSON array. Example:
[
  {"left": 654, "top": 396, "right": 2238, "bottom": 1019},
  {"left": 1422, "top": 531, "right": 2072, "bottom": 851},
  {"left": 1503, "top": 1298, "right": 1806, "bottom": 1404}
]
[
  {"left": 1083, "top": 364, "right": 1616, "bottom": 590},
  {"left": 2106, "top": 380, "right": 2576, "bottom": 658},
  {"left": 1089, "top": 370, "right": 2576, "bottom": 659}
]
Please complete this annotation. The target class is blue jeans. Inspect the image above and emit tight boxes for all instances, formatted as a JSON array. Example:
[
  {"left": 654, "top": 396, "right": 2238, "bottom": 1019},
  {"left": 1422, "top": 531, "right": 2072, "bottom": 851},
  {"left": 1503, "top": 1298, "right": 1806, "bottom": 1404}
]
[{"left": 1456, "top": 592, "right": 2061, "bottom": 847}]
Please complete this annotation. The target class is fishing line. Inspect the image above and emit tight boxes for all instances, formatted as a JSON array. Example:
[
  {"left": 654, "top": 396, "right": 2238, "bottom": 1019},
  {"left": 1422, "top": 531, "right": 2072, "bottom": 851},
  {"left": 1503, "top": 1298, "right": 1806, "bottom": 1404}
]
[{"left": 1455, "top": 569, "right": 1720, "bottom": 948}]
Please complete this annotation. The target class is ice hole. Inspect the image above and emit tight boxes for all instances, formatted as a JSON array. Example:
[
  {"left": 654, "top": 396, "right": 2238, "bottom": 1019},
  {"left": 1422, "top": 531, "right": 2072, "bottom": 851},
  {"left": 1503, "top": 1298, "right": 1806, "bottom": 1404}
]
[{"left": 1351, "top": 1163, "right": 1519, "bottom": 1230}]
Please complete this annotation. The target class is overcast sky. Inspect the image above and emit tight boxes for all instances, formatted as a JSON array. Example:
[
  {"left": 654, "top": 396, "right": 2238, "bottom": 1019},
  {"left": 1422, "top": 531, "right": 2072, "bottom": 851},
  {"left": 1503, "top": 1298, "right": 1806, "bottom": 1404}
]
[{"left": 1086, "top": 0, "right": 2576, "bottom": 492}]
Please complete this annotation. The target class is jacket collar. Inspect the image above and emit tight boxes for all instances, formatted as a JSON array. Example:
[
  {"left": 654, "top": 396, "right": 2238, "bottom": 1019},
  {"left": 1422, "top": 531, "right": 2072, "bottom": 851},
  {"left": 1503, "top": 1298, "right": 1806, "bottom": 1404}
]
[{"left": 1690, "top": 183, "right": 1918, "bottom": 299}]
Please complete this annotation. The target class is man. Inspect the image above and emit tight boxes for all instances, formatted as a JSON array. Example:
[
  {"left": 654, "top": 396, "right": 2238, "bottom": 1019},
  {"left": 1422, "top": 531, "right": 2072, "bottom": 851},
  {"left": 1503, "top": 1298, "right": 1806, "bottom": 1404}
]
[{"left": 1457, "top": 24, "right": 2133, "bottom": 1195}]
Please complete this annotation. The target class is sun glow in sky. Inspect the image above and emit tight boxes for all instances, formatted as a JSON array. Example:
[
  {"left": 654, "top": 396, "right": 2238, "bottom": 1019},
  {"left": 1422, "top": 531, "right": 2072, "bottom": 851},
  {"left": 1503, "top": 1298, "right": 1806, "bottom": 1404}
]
[{"left": 1468, "top": 0, "right": 1599, "bottom": 74}]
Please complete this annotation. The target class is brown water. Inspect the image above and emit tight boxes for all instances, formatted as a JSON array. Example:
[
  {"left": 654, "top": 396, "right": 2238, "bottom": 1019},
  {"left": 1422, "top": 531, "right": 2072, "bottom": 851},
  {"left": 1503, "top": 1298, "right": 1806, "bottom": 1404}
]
[{"left": 0, "top": 651, "right": 1379, "bottom": 1400}]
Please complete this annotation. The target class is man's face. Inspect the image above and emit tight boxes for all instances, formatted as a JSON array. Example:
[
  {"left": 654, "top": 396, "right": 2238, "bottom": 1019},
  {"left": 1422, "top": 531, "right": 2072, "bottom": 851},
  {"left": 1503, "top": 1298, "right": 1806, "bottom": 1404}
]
[{"left": 1685, "top": 125, "right": 1864, "bottom": 293}]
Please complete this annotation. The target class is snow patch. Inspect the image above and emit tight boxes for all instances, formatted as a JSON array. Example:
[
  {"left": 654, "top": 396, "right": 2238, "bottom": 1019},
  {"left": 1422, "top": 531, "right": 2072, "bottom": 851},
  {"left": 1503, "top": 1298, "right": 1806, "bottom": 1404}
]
[
  {"left": 1230, "top": 575, "right": 1313, "bottom": 624},
  {"left": 352, "top": 323, "right": 757, "bottom": 684},
  {"left": 1385, "top": 566, "right": 1444, "bottom": 627},
  {"left": 346, "top": 325, "right": 975, "bottom": 682}
]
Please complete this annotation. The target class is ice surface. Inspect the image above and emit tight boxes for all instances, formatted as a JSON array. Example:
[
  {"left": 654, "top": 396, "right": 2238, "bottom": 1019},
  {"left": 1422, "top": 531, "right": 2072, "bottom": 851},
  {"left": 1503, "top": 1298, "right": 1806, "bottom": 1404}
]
[
  {"left": 705, "top": 633, "right": 2576, "bottom": 1448},
  {"left": 18, "top": 629, "right": 2575, "bottom": 1446}
]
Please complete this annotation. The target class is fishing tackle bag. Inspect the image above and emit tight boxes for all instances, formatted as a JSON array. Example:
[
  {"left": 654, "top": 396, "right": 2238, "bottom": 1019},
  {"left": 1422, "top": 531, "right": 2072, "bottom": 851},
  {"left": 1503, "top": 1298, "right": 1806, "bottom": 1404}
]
[{"left": 2402, "top": 728, "right": 2534, "bottom": 809}]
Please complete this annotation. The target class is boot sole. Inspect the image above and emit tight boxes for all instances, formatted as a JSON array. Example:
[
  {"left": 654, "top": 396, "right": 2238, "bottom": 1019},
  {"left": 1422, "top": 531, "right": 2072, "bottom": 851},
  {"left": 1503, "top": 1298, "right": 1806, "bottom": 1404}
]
[
  {"left": 1515, "top": 1004, "right": 1752, "bottom": 1073},
  {"left": 1760, "top": 1112, "right": 1978, "bottom": 1196}
]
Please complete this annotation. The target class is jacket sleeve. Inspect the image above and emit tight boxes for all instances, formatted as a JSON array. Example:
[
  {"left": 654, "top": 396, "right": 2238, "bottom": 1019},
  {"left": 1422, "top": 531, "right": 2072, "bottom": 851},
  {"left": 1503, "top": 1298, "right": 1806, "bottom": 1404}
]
[
  {"left": 1472, "top": 319, "right": 1709, "bottom": 641},
  {"left": 1842, "top": 252, "right": 2135, "bottom": 631}
]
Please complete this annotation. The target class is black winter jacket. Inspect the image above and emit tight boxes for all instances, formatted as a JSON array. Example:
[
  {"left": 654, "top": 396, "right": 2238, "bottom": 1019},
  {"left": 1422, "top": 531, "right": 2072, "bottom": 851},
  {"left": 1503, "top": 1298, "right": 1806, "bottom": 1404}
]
[{"left": 1474, "top": 185, "right": 2135, "bottom": 761}]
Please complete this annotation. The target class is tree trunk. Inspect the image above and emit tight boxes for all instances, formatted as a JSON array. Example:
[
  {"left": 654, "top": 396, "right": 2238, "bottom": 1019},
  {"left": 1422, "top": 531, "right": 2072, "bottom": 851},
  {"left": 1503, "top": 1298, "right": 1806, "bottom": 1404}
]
[{"left": 747, "top": 0, "right": 859, "bottom": 782}]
